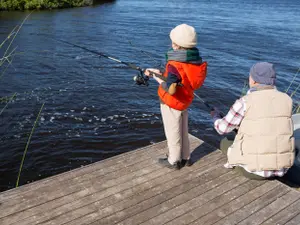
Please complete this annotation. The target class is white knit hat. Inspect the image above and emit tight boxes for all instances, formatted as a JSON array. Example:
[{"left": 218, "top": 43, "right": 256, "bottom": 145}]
[{"left": 170, "top": 24, "right": 197, "bottom": 48}]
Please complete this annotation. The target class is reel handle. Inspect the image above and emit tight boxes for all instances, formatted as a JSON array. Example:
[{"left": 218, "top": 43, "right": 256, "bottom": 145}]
[{"left": 144, "top": 69, "right": 183, "bottom": 87}]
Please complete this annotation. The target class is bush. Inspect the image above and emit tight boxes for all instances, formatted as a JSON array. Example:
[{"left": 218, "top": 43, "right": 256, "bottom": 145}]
[{"left": 0, "top": 0, "right": 93, "bottom": 10}]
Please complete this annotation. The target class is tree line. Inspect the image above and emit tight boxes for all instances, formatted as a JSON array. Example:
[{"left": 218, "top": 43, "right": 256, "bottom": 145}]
[{"left": 0, "top": 0, "right": 93, "bottom": 10}]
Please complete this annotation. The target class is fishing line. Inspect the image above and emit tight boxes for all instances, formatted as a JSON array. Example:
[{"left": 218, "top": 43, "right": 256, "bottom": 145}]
[
  {"left": 286, "top": 68, "right": 300, "bottom": 94},
  {"left": 37, "top": 34, "right": 168, "bottom": 87},
  {"left": 290, "top": 82, "right": 300, "bottom": 98},
  {"left": 38, "top": 34, "right": 232, "bottom": 122},
  {"left": 128, "top": 40, "right": 163, "bottom": 68}
]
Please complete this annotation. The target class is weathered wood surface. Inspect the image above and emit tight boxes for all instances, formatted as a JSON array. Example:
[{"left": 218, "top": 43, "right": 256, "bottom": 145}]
[{"left": 0, "top": 135, "right": 299, "bottom": 225}]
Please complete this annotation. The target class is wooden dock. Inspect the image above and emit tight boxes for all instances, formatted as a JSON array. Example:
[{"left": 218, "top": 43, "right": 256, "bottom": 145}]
[{"left": 1, "top": 135, "right": 300, "bottom": 225}]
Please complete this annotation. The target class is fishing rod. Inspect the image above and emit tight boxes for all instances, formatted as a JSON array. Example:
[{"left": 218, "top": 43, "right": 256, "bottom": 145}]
[
  {"left": 127, "top": 40, "right": 220, "bottom": 109},
  {"left": 127, "top": 40, "right": 235, "bottom": 125},
  {"left": 45, "top": 35, "right": 233, "bottom": 127},
  {"left": 194, "top": 92, "right": 238, "bottom": 133},
  {"left": 193, "top": 93, "right": 216, "bottom": 113},
  {"left": 193, "top": 93, "right": 240, "bottom": 133},
  {"left": 286, "top": 68, "right": 300, "bottom": 94},
  {"left": 193, "top": 93, "right": 228, "bottom": 118},
  {"left": 38, "top": 34, "right": 167, "bottom": 86}
]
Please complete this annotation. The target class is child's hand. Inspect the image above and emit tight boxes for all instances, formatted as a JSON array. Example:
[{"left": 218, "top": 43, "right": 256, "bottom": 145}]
[{"left": 144, "top": 68, "right": 162, "bottom": 77}]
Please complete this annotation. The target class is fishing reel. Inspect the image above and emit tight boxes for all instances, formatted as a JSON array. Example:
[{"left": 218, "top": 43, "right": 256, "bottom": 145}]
[{"left": 133, "top": 71, "right": 149, "bottom": 86}]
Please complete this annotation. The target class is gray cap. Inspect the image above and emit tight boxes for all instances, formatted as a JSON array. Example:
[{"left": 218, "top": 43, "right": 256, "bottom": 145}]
[{"left": 250, "top": 62, "right": 276, "bottom": 85}]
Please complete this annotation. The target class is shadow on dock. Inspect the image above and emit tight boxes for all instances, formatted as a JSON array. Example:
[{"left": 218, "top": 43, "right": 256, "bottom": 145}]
[{"left": 190, "top": 141, "right": 219, "bottom": 166}]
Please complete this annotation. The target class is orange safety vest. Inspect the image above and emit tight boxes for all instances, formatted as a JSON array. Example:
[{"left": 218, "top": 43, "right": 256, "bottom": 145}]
[{"left": 158, "top": 60, "right": 207, "bottom": 111}]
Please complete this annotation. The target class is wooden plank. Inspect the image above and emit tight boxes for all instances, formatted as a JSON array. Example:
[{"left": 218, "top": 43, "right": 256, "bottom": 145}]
[
  {"left": 0, "top": 143, "right": 164, "bottom": 202},
  {"left": 238, "top": 190, "right": 300, "bottom": 225},
  {"left": 212, "top": 184, "right": 290, "bottom": 225},
  {"left": 0, "top": 139, "right": 175, "bottom": 201},
  {"left": 0, "top": 135, "right": 203, "bottom": 202},
  {"left": 0, "top": 157, "right": 163, "bottom": 224},
  {"left": 43, "top": 164, "right": 229, "bottom": 225},
  {"left": 3, "top": 136, "right": 296, "bottom": 225},
  {"left": 188, "top": 180, "right": 280, "bottom": 225},
  {"left": 0, "top": 161, "right": 164, "bottom": 221},
  {"left": 62, "top": 160, "right": 228, "bottom": 225},
  {"left": 0, "top": 137, "right": 209, "bottom": 224},
  {"left": 263, "top": 198, "right": 300, "bottom": 225},
  {"left": 1, "top": 166, "right": 169, "bottom": 225},
  {"left": 164, "top": 179, "right": 266, "bottom": 225},
  {"left": 16, "top": 150, "right": 225, "bottom": 225},
  {"left": 103, "top": 173, "right": 246, "bottom": 225},
  {"left": 285, "top": 213, "right": 300, "bottom": 225},
  {"left": 1, "top": 136, "right": 197, "bottom": 218},
  {"left": 0, "top": 136, "right": 209, "bottom": 225},
  {"left": 137, "top": 176, "right": 248, "bottom": 225}
]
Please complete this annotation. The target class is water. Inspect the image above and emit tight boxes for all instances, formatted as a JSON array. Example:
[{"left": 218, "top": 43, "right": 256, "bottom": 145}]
[{"left": 0, "top": 0, "right": 299, "bottom": 191}]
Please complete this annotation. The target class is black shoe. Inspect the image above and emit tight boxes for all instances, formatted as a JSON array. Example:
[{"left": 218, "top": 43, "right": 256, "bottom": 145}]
[
  {"left": 181, "top": 159, "right": 193, "bottom": 167},
  {"left": 158, "top": 158, "right": 181, "bottom": 170}
]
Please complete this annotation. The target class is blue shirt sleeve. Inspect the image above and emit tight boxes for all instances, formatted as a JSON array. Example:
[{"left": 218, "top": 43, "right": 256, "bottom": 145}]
[{"left": 166, "top": 64, "right": 182, "bottom": 87}]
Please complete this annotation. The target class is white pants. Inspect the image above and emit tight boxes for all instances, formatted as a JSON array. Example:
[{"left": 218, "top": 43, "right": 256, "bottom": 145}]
[{"left": 160, "top": 103, "right": 190, "bottom": 164}]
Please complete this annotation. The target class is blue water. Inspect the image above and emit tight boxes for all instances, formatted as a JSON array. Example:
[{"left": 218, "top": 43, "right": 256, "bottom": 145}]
[{"left": 0, "top": 0, "right": 299, "bottom": 191}]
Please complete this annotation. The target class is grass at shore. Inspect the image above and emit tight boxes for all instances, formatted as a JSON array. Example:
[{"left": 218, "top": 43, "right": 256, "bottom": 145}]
[{"left": 1, "top": 13, "right": 46, "bottom": 187}]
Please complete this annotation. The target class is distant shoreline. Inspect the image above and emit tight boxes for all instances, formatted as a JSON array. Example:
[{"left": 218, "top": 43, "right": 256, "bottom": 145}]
[{"left": 0, "top": 0, "right": 94, "bottom": 11}]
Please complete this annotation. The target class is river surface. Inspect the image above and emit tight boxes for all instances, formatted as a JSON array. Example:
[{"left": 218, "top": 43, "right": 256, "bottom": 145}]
[{"left": 0, "top": 0, "right": 299, "bottom": 191}]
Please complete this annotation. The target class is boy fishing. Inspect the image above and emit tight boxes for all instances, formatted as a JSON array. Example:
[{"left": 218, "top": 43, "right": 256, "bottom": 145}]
[{"left": 145, "top": 24, "right": 207, "bottom": 169}]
